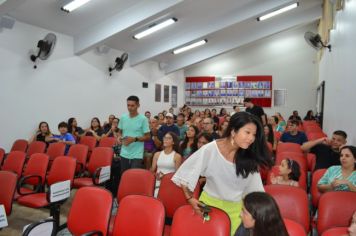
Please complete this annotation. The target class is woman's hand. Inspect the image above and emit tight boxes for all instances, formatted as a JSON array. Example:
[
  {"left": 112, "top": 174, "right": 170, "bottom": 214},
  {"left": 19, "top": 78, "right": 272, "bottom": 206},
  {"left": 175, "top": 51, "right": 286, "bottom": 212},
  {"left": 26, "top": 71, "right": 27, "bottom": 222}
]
[{"left": 187, "top": 198, "right": 204, "bottom": 216}]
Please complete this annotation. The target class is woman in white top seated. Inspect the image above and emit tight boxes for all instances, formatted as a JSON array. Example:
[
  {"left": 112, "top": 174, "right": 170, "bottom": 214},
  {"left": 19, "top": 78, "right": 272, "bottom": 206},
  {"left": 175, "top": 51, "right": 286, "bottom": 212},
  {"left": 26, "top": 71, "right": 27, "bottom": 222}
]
[
  {"left": 151, "top": 132, "right": 183, "bottom": 197},
  {"left": 172, "top": 112, "right": 272, "bottom": 235}
]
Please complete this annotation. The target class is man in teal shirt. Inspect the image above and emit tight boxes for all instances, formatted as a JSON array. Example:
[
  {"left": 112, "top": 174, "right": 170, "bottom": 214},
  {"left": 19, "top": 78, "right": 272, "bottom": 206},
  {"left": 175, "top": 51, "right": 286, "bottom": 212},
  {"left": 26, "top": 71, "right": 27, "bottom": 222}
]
[{"left": 118, "top": 96, "right": 150, "bottom": 174}]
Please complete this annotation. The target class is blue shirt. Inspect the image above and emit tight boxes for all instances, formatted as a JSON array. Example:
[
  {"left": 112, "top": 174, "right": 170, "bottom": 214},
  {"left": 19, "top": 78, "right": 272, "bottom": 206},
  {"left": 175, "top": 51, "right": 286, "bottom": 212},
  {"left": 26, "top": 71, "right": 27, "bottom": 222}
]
[
  {"left": 52, "top": 133, "right": 75, "bottom": 154},
  {"left": 119, "top": 113, "right": 150, "bottom": 159},
  {"left": 280, "top": 131, "right": 308, "bottom": 145},
  {"left": 157, "top": 124, "right": 180, "bottom": 141}
]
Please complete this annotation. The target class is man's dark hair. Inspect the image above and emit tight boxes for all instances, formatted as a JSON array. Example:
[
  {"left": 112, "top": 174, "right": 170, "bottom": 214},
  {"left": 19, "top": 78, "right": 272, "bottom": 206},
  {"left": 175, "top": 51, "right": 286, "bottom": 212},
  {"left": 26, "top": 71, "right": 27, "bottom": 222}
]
[
  {"left": 233, "top": 105, "right": 237, "bottom": 109},
  {"left": 177, "top": 113, "right": 185, "bottom": 118},
  {"left": 58, "top": 122, "right": 68, "bottom": 129},
  {"left": 289, "top": 120, "right": 299, "bottom": 126},
  {"left": 244, "top": 97, "right": 252, "bottom": 103},
  {"left": 127, "top": 95, "right": 139, "bottom": 103},
  {"left": 333, "top": 130, "right": 347, "bottom": 139}
]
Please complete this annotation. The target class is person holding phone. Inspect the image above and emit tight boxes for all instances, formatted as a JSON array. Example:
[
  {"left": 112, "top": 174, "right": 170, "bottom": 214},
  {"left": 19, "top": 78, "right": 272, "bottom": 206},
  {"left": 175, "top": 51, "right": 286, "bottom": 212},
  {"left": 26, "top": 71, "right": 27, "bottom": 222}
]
[{"left": 172, "top": 112, "right": 272, "bottom": 235}]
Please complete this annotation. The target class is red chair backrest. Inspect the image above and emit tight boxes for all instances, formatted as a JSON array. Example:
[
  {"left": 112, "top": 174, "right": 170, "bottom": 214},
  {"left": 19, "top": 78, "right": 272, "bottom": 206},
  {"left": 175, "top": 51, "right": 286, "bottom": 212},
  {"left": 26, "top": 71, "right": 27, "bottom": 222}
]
[
  {"left": 157, "top": 172, "right": 200, "bottom": 218},
  {"left": 311, "top": 168, "right": 327, "bottom": 208},
  {"left": 306, "top": 153, "right": 316, "bottom": 172},
  {"left": 47, "top": 156, "right": 76, "bottom": 186},
  {"left": 304, "top": 126, "right": 322, "bottom": 133},
  {"left": 307, "top": 132, "right": 327, "bottom": 141},
  {"left": 23, "top": 153, "right": 49, "bottom": 185},
  {"left": 79, "top": 136, "right": 97, "bottom": 151},
  {"left": 170, "top": 205, "right": 230, "bottom": 236},
  {"left": 112, "top": 195, "right": 165, "bottom": 236},
  {"left": 302, "top": 120, "right": 319, "bottom": 128},
  {"left": 27, "top": 141, "right": 46, "bottom": 156},
  {"left": 276, "top": 143, "right": 302, "bottom": 154},
  {"left": 266, "top": 166, "right": 307, "bottom": 190},
  {"left": 46, "top": 142, "right": 66, "bottom": 161},
  {"left": 264, "top": 185, "right": 310, "bottom": 232},
  {"left": 317, "top": 191, "right": 356, "bottom": 235},
  {"left": 275, "top": 152, "right": 307, "bottom": 172},
  {"left": 0, "top": 148, "right": 5, "bottom": 166},
  {"left": 10, "top": 139, "right": 28, "bottom": 152},
  {"left": 99, "top": 137, "right": 116, "bottom": 148},
  {"left": 67, "top": 187, "right": 113, "bottom": 236},
  {"left": 117, "top": 169, "right": 155, "bottom": 203},
  {"left": 284, "top": 218, "right": 307, "bottom": 236},
  {"left": 321, "top": 227, "right": 349, "bottom": 236},
  {"left": 2, "top": 151, "right": 26, "bottom": 177},
  {"left": 0, "top": 171, "right": 17, "bottom": 215},
  {"left": 274, "top": 131, "right": 282, "bottom": 141},
  {"left": 87, "top": 147, "right": 113, "bottom": 174},
  {"left": 67, "top": 144, "right": 89, "bottom": 173}
]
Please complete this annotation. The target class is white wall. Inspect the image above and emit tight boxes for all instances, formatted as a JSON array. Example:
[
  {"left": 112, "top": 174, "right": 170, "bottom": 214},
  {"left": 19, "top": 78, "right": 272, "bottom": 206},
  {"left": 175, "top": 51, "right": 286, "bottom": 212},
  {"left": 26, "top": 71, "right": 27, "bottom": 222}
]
[
  {"left": 0, "top": 21, "right": 184, "bottom": 151},
  {"left": 185, "top": 23, "right": 319, "bottom": 118},
  {"left": 319, "top": 0, "right": 356, "bottom": 144}
]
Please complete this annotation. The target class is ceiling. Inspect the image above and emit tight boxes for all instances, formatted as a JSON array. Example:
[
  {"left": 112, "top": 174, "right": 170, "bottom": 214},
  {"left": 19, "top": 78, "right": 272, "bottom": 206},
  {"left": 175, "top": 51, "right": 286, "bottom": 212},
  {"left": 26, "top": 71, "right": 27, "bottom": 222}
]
[{"left": 2, "top": 0, "right": 322, "bottom": 74}]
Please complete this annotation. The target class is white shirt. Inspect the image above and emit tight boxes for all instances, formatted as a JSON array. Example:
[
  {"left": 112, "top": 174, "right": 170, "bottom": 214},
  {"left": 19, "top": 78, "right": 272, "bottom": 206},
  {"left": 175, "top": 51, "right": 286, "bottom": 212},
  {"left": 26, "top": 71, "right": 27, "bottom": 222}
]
[{"left": 172, "top": 141, "right": 264, "bottom": 202}]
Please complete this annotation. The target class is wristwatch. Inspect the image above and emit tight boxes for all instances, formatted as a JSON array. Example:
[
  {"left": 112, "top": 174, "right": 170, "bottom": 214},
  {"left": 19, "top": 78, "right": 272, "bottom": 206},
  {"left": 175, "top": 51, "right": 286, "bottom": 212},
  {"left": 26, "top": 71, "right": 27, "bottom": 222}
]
[{"left": 135, "top": 137, "right": 138, "bottom": 142}]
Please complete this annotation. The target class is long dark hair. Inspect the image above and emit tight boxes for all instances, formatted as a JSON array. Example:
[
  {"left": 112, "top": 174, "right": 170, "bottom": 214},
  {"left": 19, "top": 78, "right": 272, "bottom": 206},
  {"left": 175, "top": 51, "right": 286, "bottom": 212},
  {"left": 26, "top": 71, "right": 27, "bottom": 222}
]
[
  {"left": 340, "top": 145, "right": 356, "bottom": 170},
  {"left": 180, "top": 125, "right": 199, "bottom": 153},
  {"left": 286, "top": 158, "right": 301, "bottom": 181},
  {"left": 38, "top": 121, "right": 51, "bottom": 135},
  {"left": 90, "top": 117, "right": 101, "bottom": 130},
  {"left": 264, "top": 124, "right": 274, "bottom": 145},
  {"left": 243, "top": 192, "right": 288, "bottom": 236},
  {"left": 67, "top": 117, "right": 76, "bottom": 133},
  {"left": 164, "top": 132, "right": 181, "bottom": 155},
  {"left": 223, "top": 112, "right": 272, "bottom": 178}
]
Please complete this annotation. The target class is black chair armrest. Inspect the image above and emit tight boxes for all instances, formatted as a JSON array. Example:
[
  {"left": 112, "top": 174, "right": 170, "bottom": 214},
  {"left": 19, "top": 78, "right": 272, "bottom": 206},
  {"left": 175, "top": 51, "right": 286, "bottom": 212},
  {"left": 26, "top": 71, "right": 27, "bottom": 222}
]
[
  {"left": 17, "top": 175, "right": 43, "bottom": 196},
  {"left": 92, "top": 167, "right": 103, "bottom": 185},
  {"left": 22, "top": 218, "right": 57, "bottom": 236},
  {"left": 75, "top": 161, "right": 85, "bottom": 177}
]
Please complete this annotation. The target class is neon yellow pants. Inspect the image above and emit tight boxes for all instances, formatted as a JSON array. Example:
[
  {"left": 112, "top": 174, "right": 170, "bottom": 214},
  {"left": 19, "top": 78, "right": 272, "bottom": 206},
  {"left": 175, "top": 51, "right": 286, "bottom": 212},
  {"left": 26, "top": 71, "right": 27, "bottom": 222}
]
[{"left": 199, "top": 191, "right": 242, "bottom": 236}]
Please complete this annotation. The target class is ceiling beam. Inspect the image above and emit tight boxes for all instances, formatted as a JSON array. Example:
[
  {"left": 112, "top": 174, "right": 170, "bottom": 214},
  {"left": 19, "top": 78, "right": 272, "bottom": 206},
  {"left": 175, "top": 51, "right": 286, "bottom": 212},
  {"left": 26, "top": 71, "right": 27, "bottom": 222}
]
[
  {"left": 74, "top": 0, "right": 183, "bottom": 55},
  {"left": 129, "top": 0, "right": 292, "bottom": 66},
  {"left": 164, "top": 4, "right": 321, "bottom": 74}
]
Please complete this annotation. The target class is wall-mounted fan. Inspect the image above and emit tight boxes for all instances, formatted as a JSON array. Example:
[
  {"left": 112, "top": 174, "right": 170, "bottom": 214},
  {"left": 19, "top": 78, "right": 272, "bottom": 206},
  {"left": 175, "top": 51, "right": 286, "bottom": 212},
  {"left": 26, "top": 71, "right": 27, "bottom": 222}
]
[
  {"left": 30, "top": 33, "right": 57, "bottom": 69},
  {"left": 304, "top": 31, "right": 331, "bottom": 52},
  {"left": 109, "top": 53, "right": 128, "bottom": 76}
]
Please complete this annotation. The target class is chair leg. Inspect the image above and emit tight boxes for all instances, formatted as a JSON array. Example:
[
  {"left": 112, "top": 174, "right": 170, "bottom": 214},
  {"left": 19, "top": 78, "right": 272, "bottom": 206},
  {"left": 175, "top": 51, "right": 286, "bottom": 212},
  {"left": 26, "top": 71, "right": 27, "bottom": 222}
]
[{"left": 50, "top": 204, "right": 61, "bottom": 232}]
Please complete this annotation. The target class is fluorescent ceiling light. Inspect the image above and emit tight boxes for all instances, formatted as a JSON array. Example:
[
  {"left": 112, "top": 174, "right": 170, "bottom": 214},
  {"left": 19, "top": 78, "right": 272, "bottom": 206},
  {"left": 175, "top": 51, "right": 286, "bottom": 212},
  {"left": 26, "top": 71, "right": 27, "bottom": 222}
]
[
  {"left": 61, "top": 0, "right": 91, "bottom": 12},
  {"left": 257, "top": 2, "right": 298, "bottom": 21},
  {"left": 173, "top": 39, "right": 207, "bottom": 54},
  {"left": 134, "top": 18, "right": 177, "bottom": 40}
]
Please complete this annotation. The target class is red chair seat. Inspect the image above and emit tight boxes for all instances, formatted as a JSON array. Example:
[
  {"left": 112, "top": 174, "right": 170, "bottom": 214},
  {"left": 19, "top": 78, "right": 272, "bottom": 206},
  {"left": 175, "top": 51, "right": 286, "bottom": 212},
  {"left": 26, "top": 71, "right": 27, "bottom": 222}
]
[
  {"left": 164, "top": 225, "right": 171, "bottom": 236},
  {"left": 17, "top": 193, "right": 48, "bottom": 208},
  {"left": 73, "top": 178, "right": 94, "bottom": 188},
  {"left": 321, "top": 227, "right": 349, "bottom": 236},
  {"left": 14, "top": 187, "right": 35, "bottom": 200}
]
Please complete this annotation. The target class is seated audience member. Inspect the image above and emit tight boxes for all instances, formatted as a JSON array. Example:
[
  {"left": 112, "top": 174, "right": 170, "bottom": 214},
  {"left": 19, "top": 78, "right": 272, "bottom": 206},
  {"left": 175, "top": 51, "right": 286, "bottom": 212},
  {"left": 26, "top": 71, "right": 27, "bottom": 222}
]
[
  {"left": 103, "top": 114, "right": 116, "bottom": 133},
  {"left": 279, "top": 120, "right": 308, "bottom": 145},
  {"left": 144, "top": 117, "right": 159, "bottom": 169},
  {"left": 180, "top": 125, "right": 199, "bottom": 159},
  {"left": 202, "top": 117, "right": 220, "bottom": 140},
  {"left": 348, "top": 211, "right": 356, "bottom": 236},
  {"left": 288, "top": 110, "right": 302, "bottom": 121},
  {"left": 103, "top": 117, "right": 120, "bottom": 138},
  {"left": 169, "top": 107, "right": 177, "bottom": 121},
  {"left": 144, "top": 111, "right": 151, "bottom": 120},
  {"left": 176, "top": 113, "right": 188, "bottom": 141},
  {"left": 157, "top": 113, "right": 180, "bottom": 144},
  {"left": 304, "top": 110, "right": 316, "bottom": 121},
  {"left": 217, "top": 120, "right": 229, "bottom": 137},
  {"left": 84, "top": 117, "right": 104, "bottom": 141},
  {"left": 270, "top": 158, "right": 301, "bottom": 187},
  {"left": 219, "top": 107, "right": 228, "bottom": 118},
  {"left": 49, "top": 122, "right": 75, "bottom": 154},
  {"left": 264, "top": 124, "right": 277, "bottom": 151},
  {"left": 151, "top": 132, "right": 182, "bottom": 196},
  {"left": 204, "top": 108, "right": 212, "bottom": 118},
  {"left": 157, "top": 112, "right": 165, "bottom": 126},
  {"left": 68, "top": 117, "right": 84, "bottom": 140},
  {"left": 211, "top": 108, "right": 220, "bottom": 126},
  {"left": 317, "top": 145, "right": 356, "bottom": 192},
  {"left": 197, "top": 132, "right": 213, "bottom": 149},
  {"left": 301, "top": 130, "right": 347, "bottom": 170},
  {"left": 268, "top": 115, "right": 284, "bottom": 133},
  {"left": 235, "top": 192, "right": 289, "bottom": 236},
  {"left": 275, "top": 112, "right": 287, "bottom": 132},
  {"left": 29, "top": 121, "right": 52, "bottom": 145}
]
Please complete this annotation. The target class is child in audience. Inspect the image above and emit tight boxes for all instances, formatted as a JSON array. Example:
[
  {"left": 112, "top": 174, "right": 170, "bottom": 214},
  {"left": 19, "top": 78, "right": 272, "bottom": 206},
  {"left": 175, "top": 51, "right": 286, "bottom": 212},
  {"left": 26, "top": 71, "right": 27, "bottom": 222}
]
[
  {"left": 49, "top": 122, "right": 76, "bottom": 154},
  {"left": 270, "top": 158, "right": 301, "bottom": 187},
  {"left": 29, "top": 121, "right": 52, "bottom": 145},
  {"left": 235, "top": 192, "right": 288, "bottom": 236}
]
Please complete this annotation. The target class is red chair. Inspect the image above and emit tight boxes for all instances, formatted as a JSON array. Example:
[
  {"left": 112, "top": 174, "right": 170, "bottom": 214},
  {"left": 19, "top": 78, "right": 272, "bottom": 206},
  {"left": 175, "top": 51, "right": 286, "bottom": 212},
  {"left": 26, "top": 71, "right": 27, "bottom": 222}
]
[
  {"left": 112, "top": 195, "right": 165, "bottom": 236},
  {"left": 67, "top": 187, "right": 113, "bottom": 236},
  {"left": 321, "top": 227, "right": 349, "bottom": 236},
  {"left": 0, "top": 171, "right": 17, "bottom": 215},
  {"left": 79, "top": 136, "right": 97, "bottom": 160},
  {"left": 67, "top": 144, "right": 89, "bottom": 174},
  {"left": 284, "top": 218, "right": 307, "bottom": 236},
  {"left": 73, "top": 147, "right": 113, "bottom": 188},
  {"left": 170, "top": 205, "right": 230, "bottom": 236},
  {"left": 274, "top": 131, "right": 282, "bottom": 141},
  {"left": 117, "top": 169, "right": 155, "bottom": 203},
  {"left": 99, "top": 137, "right": 117, "bottom": 148},
  {"left": 265, "top": 185, "right": 310, "bottom": 233},
  {"left": 306, "top": 153, "right": 316, "bottom": 172},
  {"left": 276, "top": 143, "right": 302, "bottom": 154},
  {"left": 15, "top": 153, "right": 50, "bottom": 199},
  {"left": 266, "top": 166, "right": 307, "bottom": 190},
  {"left": 10, "top": 139, "right": 28, "bottom": 152},
  {"left": 1, "top": 151, "right": 26, "bottom": 177},
  {"left": 46, "top": 142, "right": 66, "bottom": 162},
  {"left": 304, "top": 126, "right": 322, "bottom": 133},
  {"left": 275, "top": 152, "right": 307, "bottom": 172},
  {"left": 17, "top": 156, "right": 76, "bottom": 226},
  {"left": 311, "top": 168, "right": 327, "bottom": 209},
  {"left": 27, "top": 141, "right": 46, "bottom": 157},
  {"left": 317, "top": 192, "right": 356, "bottom": 235},
  {"left": 307, "top": 132, "right": 327, "bottom": 141},
  {"left": 0, "top": 147, "right": 5, "bottom": 166}
]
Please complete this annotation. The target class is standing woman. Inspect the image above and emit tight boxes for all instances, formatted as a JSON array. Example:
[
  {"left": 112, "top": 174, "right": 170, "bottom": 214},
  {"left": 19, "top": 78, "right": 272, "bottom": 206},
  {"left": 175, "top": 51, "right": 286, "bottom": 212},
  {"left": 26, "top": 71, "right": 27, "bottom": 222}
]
[
  {"left": 151, "top": 132, "right": 182, "bottom": 196},
  {"left": 172, "top": 112, "right": 272, "bottom": 235},
  {"left": 180, "top": 125, "right": 199, "bottom": 159}
]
